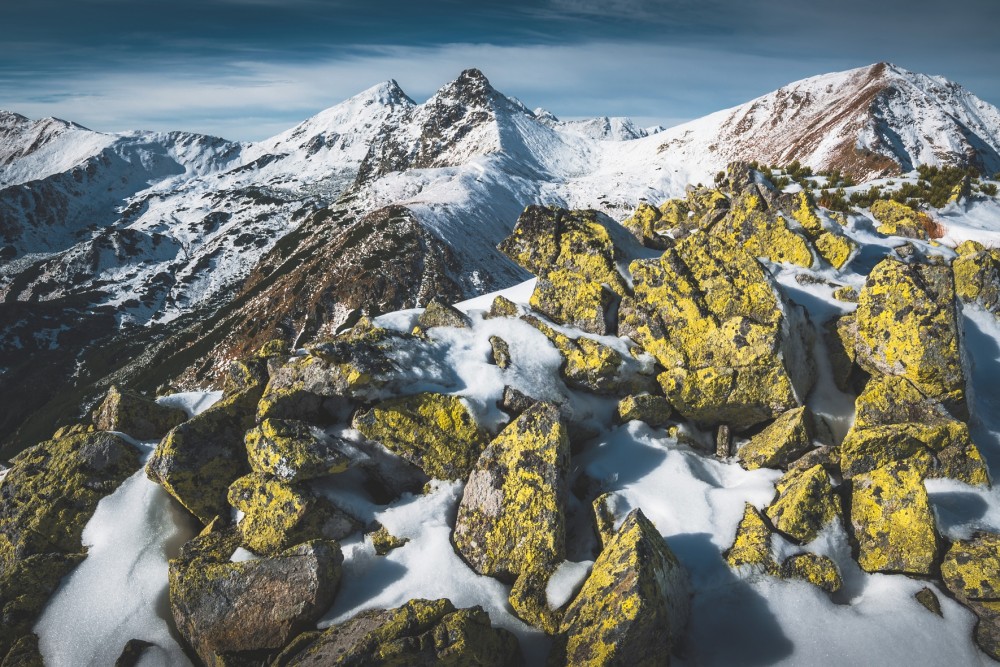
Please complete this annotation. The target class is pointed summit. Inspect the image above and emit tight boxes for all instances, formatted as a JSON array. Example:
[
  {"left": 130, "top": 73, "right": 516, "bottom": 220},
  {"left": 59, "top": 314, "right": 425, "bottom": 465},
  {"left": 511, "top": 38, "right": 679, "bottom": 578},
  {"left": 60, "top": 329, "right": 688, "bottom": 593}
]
[{"left": 433, "top": 68, "right": 499, "bottom": 107}]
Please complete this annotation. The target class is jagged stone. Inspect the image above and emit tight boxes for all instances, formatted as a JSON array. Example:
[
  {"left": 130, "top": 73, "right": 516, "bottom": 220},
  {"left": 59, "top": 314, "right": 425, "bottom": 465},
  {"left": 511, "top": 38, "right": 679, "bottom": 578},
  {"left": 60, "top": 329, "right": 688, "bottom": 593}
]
[
  {"left": 228, "top": 473, "right": 358, "bottom": 556},
  {"left": 870, "top": 200, "right": 931, "bottom": 239},
  {"left": 497, "top": 385, "right": 537, "bottom": 417},
  {"left": 529, "top": 269, "right": 617, "bottom": 335},
  {"left": 766, "top": 465, "right": 841, "bottom": 544},
  {"left": 145, "top": 387, "right": 260, "bottom": 525},
  {"left": 941, "top": 533, "right": 1000, "bottom": 660},
  {"left": 954, "top": 248, "right": 1000, "bottom": 314},
  {"left": 0, "top": 431, "right": 139, "bottom": 656},
  {"left": 715, "top": 190, "right": 814, "bottom": 267},
  {"left": 824, "top": 315, "right": 868, "bottom": 394},
  {"left": 416, "top": 299, "right": 472, "bottom": 330},
  {"left": 551, "top": 509, "right": 690, "bottom": 666},
  {"left": 814, "top": 232, "right": 856, "bottom": 269},
  {"left": 169, "top": 530, "right": 342, "bottom": 666},
  {"left": 850, "top": 461, "right": 939, "bottom": 575},
  {"left": 2, "top": 633, "right": 43, "bottom": 667},
  {"left": 780, "top": 553, "right": 842, "bottom": 593},
  {"left": 848, "top": 257, "right": 967, "bottom": 418},
  {"left": 915, "top": 587, "right": 943, "bottom": 616},
  {"left": 787, "top": 191, "right": 856, "bottom": 269},
  {"left": 738, "top": 407, "right": 815, "bottom": 471},
  {"left": 498, "top": 205, "right": 627, "bottom": 295},
  {"left": 275, "top": 598, "right": 521, "bottom": 666},
  {"left": 489, "top": 335, "right": 511, "bottom": 369},
  {"left": 245, "top": 419, "right": 352, "bottom": 482},
  {"left": 114, "top": 639, "right": 155, "bottom": 667},
  {"left": 452, "top": 402, "right": 569, "bottom": 630},
  {"left": 832, "top": 285, "right": 859, "bottom": 302},
  {"left": 222, "top": 341, "right": 281, "bottom": 398},
  {"left": 621, "top": 201, "right": 673, "bottom": 249},
  {"left": 353, "top": 393, "right": 489, "bottom": 481},
  {"left": 50, "top": 424, "right": 93, "bottom": 439},
  {"left": 724, "top": 503, "right": 775, "bottom": 570},
  {"left": 621, "top": 231, "right": 815, "bottom": 430},
  {"left": 616, "top": 394, "right": 673, "bottom": 427},
  {"left": 486, "top": 295, "right": 519, "bottom": 319},
  {"left": 91, "top": 385, "right": 187, "bottom": 440},
  {"left": 591, "top": 492, "right": 617, "bottom": 549},
  {"left": 367, "top": 524, "right": 409, "bottom": 556},
  {"left": 787, "top": 445, "right": 841, "bottom": 477}
]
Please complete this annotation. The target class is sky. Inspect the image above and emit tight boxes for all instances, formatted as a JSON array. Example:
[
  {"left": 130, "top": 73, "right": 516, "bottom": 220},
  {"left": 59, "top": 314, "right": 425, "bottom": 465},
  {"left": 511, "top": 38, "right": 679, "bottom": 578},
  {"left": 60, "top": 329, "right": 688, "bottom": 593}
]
[{"left": 1, "top": 0, "right": 998, "bottom": 141}]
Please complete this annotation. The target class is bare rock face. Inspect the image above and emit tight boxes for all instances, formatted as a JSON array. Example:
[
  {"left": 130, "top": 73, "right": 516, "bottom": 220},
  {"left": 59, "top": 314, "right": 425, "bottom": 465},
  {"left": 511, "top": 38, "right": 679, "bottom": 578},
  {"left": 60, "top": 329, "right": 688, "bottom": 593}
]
[{"left": 168, "top": 530, "right": 342, "bottom": 666}]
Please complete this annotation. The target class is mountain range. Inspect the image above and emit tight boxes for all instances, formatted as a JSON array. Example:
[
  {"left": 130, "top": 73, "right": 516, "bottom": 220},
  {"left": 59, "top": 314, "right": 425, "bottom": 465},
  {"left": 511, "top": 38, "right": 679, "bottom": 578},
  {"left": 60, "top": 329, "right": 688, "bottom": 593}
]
[{"left": 2, "top": 62, "right": 1000, "bottom": 455}]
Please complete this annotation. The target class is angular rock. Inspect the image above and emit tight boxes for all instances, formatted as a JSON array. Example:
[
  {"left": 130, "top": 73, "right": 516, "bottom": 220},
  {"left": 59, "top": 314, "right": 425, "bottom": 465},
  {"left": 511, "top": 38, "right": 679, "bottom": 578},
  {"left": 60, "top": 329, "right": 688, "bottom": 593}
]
[
  {"left": 622, "top": 231, "right": 815, "bottom": 430},
  {"left": 91, "top": 385, "right": 187, "bottom": 440},
  {"left": 416, "top": 299, "right": 472, "bottom": 330},
  {"left": 915, "top": 587, "right": 942, "bottom": 616},
  {"left": 486, "top": 295, "right": 519, "bottom": 319},
  {"left": 276, "top": 598, "right": 520, "bottom": 666},
  {"left": 953, "top": 248, "right": 1000, "bottom": 314},
  {"left": 228, "top": 473, "right": 358, "bottom": 556},
  {"left": 621, "top": 201, "right": 674, "bottom": 249},
  {"left": 787, "top": 445, "right": 841, "bottom": 477},
  {"left": 616, "top": 394, "right": 673, "bottom": 427},
  {"left": 353, "top": 393, "right": 489, "bottom": 481},
  {"left": 529, "top": 269, "right": 617, "bottom": 335},
  {"left": 787, "top": 191, "right": 855, "bottom": 269},
  {"left": 367, "top": 524, "right": 409, "bottom": 556},
  {"left": 1, "top": 552, "right": 85, "bottom": 659},
  {"left": 497, "top": 385, "right": 537, "bottom": 417},
  {"left": 738, "top": 407, "right": 816, "bottom": 471},
  {"left": 489, "top": 335, "right": 511, "bottom": 369},
  {"left": 551, "top": 509, "right": 690, "bottom": 666},
  {"left": 145, "top": 388, "right": 260, "bottom": 525},
  {"left": 779, "top": 553, "right": 842, "bottom": 593},
  {"left": 941, "top": 533, "right": 1000, "bottom": 660},
  {"left": 452, "top": 402, "right": 569, "bottom": 630},
  {"left": 849, "top": 257, "right": 967, "bottom": 417},
  {"left": 114, "top": 639, "right": 155, "bottom": 667},
  {"left": 169, "top": 531, "right": 342, "bottom": 666},
  {"left": 766, "top": 465, "right": 841, "bottom": 544},
  {"left": 832, "top": 285, "right": 859, "bottom": 303},
  {"left": 850, "top": 461, "right": 938, "bottom": 575},
  {"left": 591, "top": 492, "right": 617, "bottom": 549},
  {"left": 245, "top": 418, "right": 352, "bottom": 482},
  {"left": 2, "top": 633, "right": 43, "bottom": 667},
  {"left": 716, "top": 189, "right": 814, "bottom": 267},
  {"left": 870, "top": 200, "right": 931, "bottom": 239},
  {"left": 724, "top": 503, "right": 775, "bottom": 570}
]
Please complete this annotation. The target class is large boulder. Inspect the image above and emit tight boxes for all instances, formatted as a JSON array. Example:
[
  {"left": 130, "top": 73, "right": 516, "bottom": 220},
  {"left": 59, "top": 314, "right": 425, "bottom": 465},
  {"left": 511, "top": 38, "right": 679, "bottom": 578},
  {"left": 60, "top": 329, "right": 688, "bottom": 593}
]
[
  {"left": 529, "top": 269, "right": 618, "bottom": 336},
  {"left": 621, "top": 231, "right": 815, "bottom": 430},
  {"left": 145, "top": 388, "right": 260, "bottom": 525},
  {"left": 724, "top": 503, "right": 775, "bottom": 570},
  {"left": 869, "top": 200, "right": 931, "bottom": 239},
  {"left": 765, "top": 465, "right": 842, "bottom": 544},
  {"left": 245, "top": 418, "right": 353, "bottom": 482},
  {"left": 353, "top": 393, "right": 489, "bottom": 481},
  {"left": 953, "top": 245, "right": 1000, "bottom": 315},
  {"left": 715, "top": 189, "right": 814, "bottom": 268},
  {"left": 550, "top": 509, "right": 690, "bottom": 666},
  {"left": 850, "top": 461, "right": 939, "bottom": 575},
  {"left": 0, "top": 432, "right": 139, "bottom": 657},
  {"left": 941, "top": 533, "right": 1000, "bottom": 660},
  {"left": 452, "top": 402, "right": 569, "bottom": 631},
  {"left": 737, "top": 406, "right": 816, "bottom": 471},
  {"left": 91, "top": 385, "right": 187, "bottom": 440},
  {"left": 846, "top": 257, "right": 967, "bottom": 418},
  {"left": 275, "top": 598, "right": 521, "bottom": 666},
  {"left": 169, "top": 529, "right": 342, "bottom": 666}
]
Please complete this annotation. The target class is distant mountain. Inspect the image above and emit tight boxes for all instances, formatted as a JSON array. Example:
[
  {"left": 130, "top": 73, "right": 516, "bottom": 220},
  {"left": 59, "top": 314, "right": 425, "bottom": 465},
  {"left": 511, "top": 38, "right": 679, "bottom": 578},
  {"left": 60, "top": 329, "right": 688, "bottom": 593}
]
[{"left": 2, "top": 63, "right": 1000, "bottom": 454}]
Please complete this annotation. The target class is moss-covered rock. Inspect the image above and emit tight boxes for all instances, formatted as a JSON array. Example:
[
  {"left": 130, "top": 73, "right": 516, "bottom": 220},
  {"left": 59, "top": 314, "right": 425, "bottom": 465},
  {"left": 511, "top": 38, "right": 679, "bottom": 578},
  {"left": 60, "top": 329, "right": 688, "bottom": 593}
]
[
  {"left": 245, "top": 419, "right": 352, "bottom": 482},
  {"left": 276, "top": 598, "right": 521, "bottom": 666},
  {"left": 848, "top": 257, "right": 967, "bottom": 418},
  {"left": 766, "top": 465, "right": 841, "bottom": 544},
  {"left": 591, "top": 492, "right": 617, "bottom": 549},
  {"left": 850, "top": 461, "right": 939, "bottom": 575},
  {"left": 621, "top": 201, "right": 673, "bottom": 249},
  {"left": 486, "top": 295, "right": 519, "bottom": 319},
  {"left": 738, "top": 407, "right": 816, "bottom": 471},
  {"left": 228, "top": 473, "right": 358, "bottom": 556},
  {"left": 551, "top": 509, "right": 690, "bottom": 666},
  {"left": 616, "top": 394, "right": 673, "bottom": 427},
  {"left": 621, "top": 231, "right": 815, "bottom": 430},
  {"left": 787, "top": 444, "right": 841, "bottom": 477},
  {"left": 452, "top": 402, "right": 569, "bottom": 630},
  {"left": 832, "top": 285, "right": 859, "bottom": 303},
  {"left": 416, "top": 299, "right": 472, "bottom": 330},
  {"left": 489, "top": 335, "right": 511, "bottom": 369},
  {"left": 498, "top": 205, "right": 628, "bottom": 296},
  {"left": 529, "top": 269, "right": 617, "bottom": 336},
  {"left": 870, "top": 200, "right": 930, "bottom": 239},
  {"left": 91, "top": 385, "right": 187, "bottom": 440},
  {"left": 724, "top": 503, "right": 775, "bottom": 570},
  {"left": 941, "top": 533, "right": 1000, "bottom": 660},
  {"left": 779, "top": 553, "right": 842, "bottom": 593},
  {"left": 169, "top": 530, "right": 342, "bottom": 666},
  {"left": 953, "top": 248, "right": 1000, "bottom": 314},
  {"left": 715, "top": 191, "right": 814, "bottom": 267},
  {"left": 145, "top": 387, "right": 260, "bottom": 525},
  {"left": 1, "top": 633, "right": 43, "bottom": 667},
  {"left": 368, "top": 524, "right": 409, "bottom": 556},
  {"left": 0, "top": 431, "right": 139, "bottom": 656},
  {"left": 353, "top": 393, "right": 489, "bottom": 481}
]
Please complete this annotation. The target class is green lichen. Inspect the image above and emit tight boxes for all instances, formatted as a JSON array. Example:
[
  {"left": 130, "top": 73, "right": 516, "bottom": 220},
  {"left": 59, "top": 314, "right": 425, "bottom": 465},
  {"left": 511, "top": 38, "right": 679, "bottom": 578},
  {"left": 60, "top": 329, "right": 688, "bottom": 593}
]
[
  {"left": 780, "top": 553, "right": 842, "bottom": 593},
  {"left": 91, "top": 385, "right": 187, "bottom": 440},
  {"left": 529, "top": 269, "right": 616, "bottom": 336},
  {"left": 737, "top": 407, "right": 815, "bottom": 471},
  {"left": 245, "top": 419, "right": 350, "bottom": 482},
  {"left": 766, "top": 465, "right": 842, "bottom": 544},
  {"left": 953, "top": 250, "right": 1000, "bottom": 313},
  {"left": 832, "top": 285, "right": 859, "bottom": 303},
  {"left": 941, "top": 533, "right": 1000, "bottom": 602},
  {"left": 353, "top": 393, "right": 488, "bottom": 481},
  {"left": 724, "top": 503, "right": 776, "bottom": 571},
  {"left": 368, "top": 524, "right": 409, "bottom": 556},
  {"left": 715, "top": 192, "right": 814, "bottom": 267}
]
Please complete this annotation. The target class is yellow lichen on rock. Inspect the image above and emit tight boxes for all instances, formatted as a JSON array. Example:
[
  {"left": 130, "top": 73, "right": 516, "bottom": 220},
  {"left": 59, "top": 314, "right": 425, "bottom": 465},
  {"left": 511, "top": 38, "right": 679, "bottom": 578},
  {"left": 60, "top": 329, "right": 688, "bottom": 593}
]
[
  {"left": 953, "top": 249, "right": 1000, "bottom": 314},
  {"left": 738, "top": 407, "right": 815, "bottom": 471},
  {"left": 850, "top": 461, "right": 939, "bottom": 575},
  {"left": 766, "top": 465, "right": 842, "bottom": 544},
  {"left": 780, "top": 553, "right": 842, "bottom": 593},
  {"left": 245, "top": 418, "right": 351, "bottom": 482},
  {"left": 724, "top": 503, "right": 776, "bottom": 570},
  {"left": 529, "top": 268, "right": 616, "bottom": 335},
  {"left": 616, "top": 394, "right": 673, "bottom": 427},
  {"left": 715, "top": 192, "right": 814, "bottom": 267}
]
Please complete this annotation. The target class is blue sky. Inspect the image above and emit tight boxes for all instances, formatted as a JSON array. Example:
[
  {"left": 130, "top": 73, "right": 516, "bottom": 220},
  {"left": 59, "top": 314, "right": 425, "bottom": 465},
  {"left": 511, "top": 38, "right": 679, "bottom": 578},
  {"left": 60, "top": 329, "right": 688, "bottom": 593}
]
[{"left": 2, "top": 0, "right": 998, "bottom": 141}]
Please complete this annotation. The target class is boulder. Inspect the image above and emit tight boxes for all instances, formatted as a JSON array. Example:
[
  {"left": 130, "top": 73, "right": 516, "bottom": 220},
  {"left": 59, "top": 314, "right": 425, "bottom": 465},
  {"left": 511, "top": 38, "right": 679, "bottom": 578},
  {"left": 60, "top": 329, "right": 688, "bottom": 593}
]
[
  {"left": 275, "top": 598, "right": 520, "bottom": 666},
  {"left": 228, "top": 473, "right": 358, "bottom": 556},
  {"left": 738, "top": 407, "right": 816, "bottom": 471},
  {"left": 616, "top": 394, "right": 673, "bottom": 427},
  {"left": 779, "top": 553, "right": 842, "bottom": 593},
  {"left": 551, "top": 509, "right": 690, "bottom": 666},
  {"left": 145, "top": 387, "right": 260, "bottom": 525},
  {"left": 953, "top": 248, "right": 1000, "bottom": 314},
  {"left": 91, "top": 385, "right": 187, "bottom": 440},
  {"left": 489, "top": 335, "right": 511, "bottom": 369},
  {"left": 415, "top": 299, "right": 472, "bottom": 330},
  {"left": 787, "top": 191, "right": 855, "bottom": 269},
  {"left": 766, "top": 465, "right": 842, "bottom": 544},
  {"left": 848, "top": 257, "right": 967, "bottom": 418},
  {"left": 724, "top": 503, "right": 775, "bottom": 570},
  {"left": 942, "top": 533, "right": 1000, "bottom": 660},
  {"left": 486, "top": 295, "right": 519, "bottom": 319},
  {"left": 245, "top": 419, "right": 352, "bottom": 482},
  {"left": 352, "top": 393, "right": 489, "bottom": 481},
  {"left": 621, "top": 201, "right": 674, "bottom": 249},
  {"left": 2, "top": 633, "right": 43, "bottom": 667},
  {"left": 529, "top": 269, "right": 617, "bottom": 335},
  {"left": 367, "top": 524, "right": 409, "bottom": 556},
  {"left": 169, "top": 530, "right": 342, "bottom": 666},
  {"left": 452, "top": 402, "right": 569, "bottom": 631},
  {"left": 621, "top": 231, "right": 815, "bottom": 430},
  {"left": 870, "top": 200, "right": 931, "bottom": 239},
  {"left": 715, "top": 189, "right": 814, "bottom": 267},
  {"left": 850, "top": 461, "right": 939, "bottom": 575}
]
